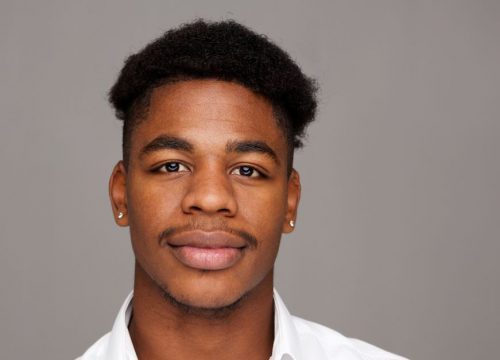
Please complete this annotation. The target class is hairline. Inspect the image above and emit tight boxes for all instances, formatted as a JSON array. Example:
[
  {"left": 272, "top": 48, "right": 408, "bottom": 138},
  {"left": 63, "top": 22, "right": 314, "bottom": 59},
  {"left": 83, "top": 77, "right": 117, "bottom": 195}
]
[{"left": 121, "top": 77, "right": 296, "bottom": 176}]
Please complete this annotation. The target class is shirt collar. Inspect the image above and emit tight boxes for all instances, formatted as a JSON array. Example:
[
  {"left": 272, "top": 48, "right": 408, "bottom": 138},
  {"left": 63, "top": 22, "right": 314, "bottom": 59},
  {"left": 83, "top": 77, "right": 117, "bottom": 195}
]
[
  {"left": 105, "top": 289, "right": 302, "bottom": 360},
  {"left": 272, "top": 288, "right": 303, "bottom": 360},
  {"left": 104, "top": 291, "right": 136, "bottom": 360}
]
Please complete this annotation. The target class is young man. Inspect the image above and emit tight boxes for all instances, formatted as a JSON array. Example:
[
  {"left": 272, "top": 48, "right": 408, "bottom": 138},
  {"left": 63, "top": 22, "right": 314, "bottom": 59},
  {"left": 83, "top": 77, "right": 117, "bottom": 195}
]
[{"left": 78, "top": 20, "right": 406, "bottom": 360}]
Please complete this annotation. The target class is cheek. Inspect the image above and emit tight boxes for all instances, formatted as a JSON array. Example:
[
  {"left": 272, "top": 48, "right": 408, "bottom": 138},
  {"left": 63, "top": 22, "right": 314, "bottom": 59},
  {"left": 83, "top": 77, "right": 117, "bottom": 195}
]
[
  {"left": 234, "top": 181, "right": 288, "bottom": 239},
  {"left": 127, "top": 176, "right": 185, "bottom": 246}
]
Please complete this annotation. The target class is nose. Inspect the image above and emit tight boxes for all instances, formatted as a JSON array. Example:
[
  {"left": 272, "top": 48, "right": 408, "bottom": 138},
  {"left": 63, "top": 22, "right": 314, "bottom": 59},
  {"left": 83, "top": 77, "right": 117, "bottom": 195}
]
[{"left": 181, "top": 165, "right": 238, "bottom": 217}]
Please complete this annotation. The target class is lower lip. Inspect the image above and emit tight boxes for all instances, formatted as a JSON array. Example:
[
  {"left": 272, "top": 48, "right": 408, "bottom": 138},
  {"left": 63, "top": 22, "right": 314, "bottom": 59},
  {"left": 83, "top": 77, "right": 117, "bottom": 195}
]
[{"left": 171, "top": 246, "right": 243, "bottom": 270}]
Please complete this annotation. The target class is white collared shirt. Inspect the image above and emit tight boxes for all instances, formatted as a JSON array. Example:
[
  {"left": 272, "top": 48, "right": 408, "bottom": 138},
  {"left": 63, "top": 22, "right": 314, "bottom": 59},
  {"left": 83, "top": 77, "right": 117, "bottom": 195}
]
[{"left": 77, "top": 289, "right": 408, "bottom": 360}]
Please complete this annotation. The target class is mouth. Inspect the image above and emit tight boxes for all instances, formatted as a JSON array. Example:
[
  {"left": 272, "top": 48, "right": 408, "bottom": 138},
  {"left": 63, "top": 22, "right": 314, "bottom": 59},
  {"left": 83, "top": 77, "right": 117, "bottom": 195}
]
[{"left": 166, "top": 231, "right": 247, "bottom": 271}]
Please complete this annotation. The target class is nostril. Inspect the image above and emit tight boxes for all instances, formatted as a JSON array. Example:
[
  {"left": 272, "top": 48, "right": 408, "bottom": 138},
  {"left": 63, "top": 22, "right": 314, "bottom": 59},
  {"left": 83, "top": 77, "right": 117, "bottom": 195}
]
[
  {"left": 217, "top": 208, "right": 232, "bottom": 214},
  {"left": 188, "top": 206, "right": 231, "bottom": 214}
]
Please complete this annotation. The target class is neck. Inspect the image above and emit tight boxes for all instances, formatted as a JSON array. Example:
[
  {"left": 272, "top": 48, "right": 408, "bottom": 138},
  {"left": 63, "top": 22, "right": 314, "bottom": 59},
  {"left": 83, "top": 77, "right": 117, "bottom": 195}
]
[{"left": 129, "top": 263, "right": 275, "bottom": 360}]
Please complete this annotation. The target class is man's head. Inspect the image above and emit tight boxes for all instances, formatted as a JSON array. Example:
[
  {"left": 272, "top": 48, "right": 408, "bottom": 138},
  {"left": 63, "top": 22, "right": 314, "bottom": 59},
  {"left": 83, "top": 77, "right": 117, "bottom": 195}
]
[{"left": 108, "top": 20, "right": 318, "bottom": 315}]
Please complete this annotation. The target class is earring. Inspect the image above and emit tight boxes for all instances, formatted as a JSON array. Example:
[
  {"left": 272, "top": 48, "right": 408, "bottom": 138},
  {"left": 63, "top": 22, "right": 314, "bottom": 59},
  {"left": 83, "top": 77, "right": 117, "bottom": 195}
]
[
  {"left": 289, "top": 220, "right": 295, "bottom": 228},
  {"left": 117, "top": 212, "right": 124, "bottom": 219}
]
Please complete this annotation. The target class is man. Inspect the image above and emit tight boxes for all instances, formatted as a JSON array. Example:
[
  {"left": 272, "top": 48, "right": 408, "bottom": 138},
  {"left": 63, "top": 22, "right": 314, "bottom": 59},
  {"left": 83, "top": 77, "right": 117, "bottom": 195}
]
[{"left": 78, "top": 19, "right": 407, "bottom": 360}]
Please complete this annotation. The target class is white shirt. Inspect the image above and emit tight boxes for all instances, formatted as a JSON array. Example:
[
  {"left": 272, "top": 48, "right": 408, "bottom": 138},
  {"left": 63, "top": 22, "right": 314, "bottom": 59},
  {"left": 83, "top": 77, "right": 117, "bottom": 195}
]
[{"left": 77, "top": 289, "right": 408, "bottom": 360}]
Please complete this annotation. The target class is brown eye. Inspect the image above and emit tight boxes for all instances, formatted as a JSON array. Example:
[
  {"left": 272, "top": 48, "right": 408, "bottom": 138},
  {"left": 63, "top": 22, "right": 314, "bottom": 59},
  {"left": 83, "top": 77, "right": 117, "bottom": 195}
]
[
  {"left": 239, "top": 166, "right": 254, "bottom": 176},
  {"left": 231, "top": 166, "right": 260, "bottom": 178},
  {"left": 158, "top": 162, "right": 189, "bottom": 173}
]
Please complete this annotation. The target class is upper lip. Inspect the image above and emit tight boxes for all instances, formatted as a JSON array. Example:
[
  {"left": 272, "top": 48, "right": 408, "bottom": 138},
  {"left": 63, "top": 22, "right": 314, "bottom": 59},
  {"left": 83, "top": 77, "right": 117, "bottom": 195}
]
[{"left": 166, "top": 230, "right": 247, "bottom": 249}]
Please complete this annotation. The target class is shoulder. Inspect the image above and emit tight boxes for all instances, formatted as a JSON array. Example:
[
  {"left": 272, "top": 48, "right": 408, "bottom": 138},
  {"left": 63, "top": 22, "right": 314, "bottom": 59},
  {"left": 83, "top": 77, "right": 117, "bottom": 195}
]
[
  {"left": 291, "top": 315, "right": 409, "bottom": 360},
  {"left": 75, "top": 332, "right": 111, "bottom": 360}
]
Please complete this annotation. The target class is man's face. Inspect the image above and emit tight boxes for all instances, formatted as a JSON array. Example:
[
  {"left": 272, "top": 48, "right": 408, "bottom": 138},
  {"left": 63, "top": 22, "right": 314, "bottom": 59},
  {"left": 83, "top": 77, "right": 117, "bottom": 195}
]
[{"left": 110, "top": 79, "right": 300, "bottom": 309}]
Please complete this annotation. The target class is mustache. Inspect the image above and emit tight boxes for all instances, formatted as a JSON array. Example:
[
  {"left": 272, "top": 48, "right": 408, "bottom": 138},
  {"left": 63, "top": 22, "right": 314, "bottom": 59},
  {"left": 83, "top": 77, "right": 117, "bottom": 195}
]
[{"left": 158, "top": 219, "right": 258, "bottom": 249}]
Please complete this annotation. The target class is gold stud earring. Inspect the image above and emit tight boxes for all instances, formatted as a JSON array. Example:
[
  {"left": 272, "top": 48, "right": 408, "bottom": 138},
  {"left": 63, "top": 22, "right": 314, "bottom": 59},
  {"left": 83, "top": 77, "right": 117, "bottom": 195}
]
[{"left": 118, "top": 212, "right": 124, "bottom": 219}]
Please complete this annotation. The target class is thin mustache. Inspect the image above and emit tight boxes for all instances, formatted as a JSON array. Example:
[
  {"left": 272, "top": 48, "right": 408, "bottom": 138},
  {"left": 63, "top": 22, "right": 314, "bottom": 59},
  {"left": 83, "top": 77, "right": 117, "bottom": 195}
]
[{"left": 158, "top": 221, "right": 258, "bottom": 249}]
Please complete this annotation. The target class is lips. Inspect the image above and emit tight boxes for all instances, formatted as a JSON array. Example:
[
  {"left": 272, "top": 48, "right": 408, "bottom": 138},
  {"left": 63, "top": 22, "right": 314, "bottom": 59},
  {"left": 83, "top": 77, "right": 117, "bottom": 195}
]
[{"left": 165, "top": 231, "right": 247, "bottom": 271}]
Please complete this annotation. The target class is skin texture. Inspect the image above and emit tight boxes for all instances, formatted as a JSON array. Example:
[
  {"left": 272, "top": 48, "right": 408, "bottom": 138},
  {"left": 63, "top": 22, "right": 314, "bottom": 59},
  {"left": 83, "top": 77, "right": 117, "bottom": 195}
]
[{"left": 109, "top": 79, "right": 301, "bottom": 360}]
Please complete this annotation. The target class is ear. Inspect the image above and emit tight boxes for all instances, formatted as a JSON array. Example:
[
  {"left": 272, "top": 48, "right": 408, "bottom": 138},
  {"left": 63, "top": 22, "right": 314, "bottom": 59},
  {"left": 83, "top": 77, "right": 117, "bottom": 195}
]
[
  {"left": 282, "top": 169, "right": 301, "bottom": 233},
  {"left": 109, "top": 160, "right": 129, "bottom": 226}
]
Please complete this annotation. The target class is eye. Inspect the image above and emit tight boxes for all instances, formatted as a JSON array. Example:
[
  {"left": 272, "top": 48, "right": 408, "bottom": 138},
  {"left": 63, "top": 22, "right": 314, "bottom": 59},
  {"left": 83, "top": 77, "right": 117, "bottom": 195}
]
[
  {"left": 157, "top": 162, "right": 190, "bottom": 173},
  {"left": 231, "top": 165, "right": 260, "bottom": 178}
]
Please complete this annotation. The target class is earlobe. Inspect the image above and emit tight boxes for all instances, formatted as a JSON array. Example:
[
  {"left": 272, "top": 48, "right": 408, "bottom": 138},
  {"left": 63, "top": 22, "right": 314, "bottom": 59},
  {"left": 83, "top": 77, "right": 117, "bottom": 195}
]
[
  {"left": 282, "top": 169, "right": 301, "bottom": 234},
  {"left": 109, "top": 161, "right": 129, "bottom": 226}
]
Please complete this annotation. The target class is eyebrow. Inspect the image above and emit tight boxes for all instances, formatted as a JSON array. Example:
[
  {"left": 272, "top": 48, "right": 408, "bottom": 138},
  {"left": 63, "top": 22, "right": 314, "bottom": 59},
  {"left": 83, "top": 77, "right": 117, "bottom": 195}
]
[
  {"left": 140, "top": 135, "right": 193, "bottom": 157},
  {"left": 140, "top": 135, "right": 279, "bottom": 165},
  {"left": 225, "top": 140, "right": 279, "bottom": 165}
]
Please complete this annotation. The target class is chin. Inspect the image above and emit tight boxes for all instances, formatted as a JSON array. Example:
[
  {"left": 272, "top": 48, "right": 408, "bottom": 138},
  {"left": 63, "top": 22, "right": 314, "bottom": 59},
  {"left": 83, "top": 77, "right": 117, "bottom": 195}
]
[{"left": 160, "top": 282, "right": 249, "bottom": 317}]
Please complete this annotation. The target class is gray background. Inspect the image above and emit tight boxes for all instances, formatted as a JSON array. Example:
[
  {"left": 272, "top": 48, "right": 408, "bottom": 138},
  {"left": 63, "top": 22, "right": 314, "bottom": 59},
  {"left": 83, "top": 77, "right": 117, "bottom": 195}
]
[{"left": 1, "top": 1, "right": 498, "bottom": 359}]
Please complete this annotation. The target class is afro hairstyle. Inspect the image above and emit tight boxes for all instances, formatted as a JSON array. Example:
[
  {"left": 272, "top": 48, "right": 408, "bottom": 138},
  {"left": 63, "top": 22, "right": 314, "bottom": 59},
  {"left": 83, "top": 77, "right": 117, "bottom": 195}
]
[{"left": 109, "top": 19, "right": 318, "bottom": 174}]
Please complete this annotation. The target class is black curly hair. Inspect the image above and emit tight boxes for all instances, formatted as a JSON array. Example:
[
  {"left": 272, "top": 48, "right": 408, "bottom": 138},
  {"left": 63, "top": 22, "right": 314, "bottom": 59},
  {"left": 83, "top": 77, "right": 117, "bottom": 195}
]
[{"left": 109, "top": 19, "right": 318, "bottom": 175}]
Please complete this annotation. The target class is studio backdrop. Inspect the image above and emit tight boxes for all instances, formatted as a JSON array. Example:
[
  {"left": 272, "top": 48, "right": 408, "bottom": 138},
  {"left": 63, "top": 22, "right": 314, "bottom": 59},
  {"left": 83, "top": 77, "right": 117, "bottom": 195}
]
[{"left": 1, "top": 1, "right": 499, "bottom": 359}]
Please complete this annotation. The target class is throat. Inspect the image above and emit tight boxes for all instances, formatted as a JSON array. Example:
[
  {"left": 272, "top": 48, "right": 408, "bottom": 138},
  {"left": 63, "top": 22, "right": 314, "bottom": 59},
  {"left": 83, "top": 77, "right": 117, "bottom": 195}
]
[{"left": 129, "top": 282, "right": 275, "bottom": 360}]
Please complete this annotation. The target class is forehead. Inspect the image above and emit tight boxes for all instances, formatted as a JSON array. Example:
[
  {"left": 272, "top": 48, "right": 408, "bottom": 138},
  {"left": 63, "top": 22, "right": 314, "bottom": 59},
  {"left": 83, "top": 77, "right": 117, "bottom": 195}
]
[{"left": 131, "top": 79, "right": 287, "bottom": 155}]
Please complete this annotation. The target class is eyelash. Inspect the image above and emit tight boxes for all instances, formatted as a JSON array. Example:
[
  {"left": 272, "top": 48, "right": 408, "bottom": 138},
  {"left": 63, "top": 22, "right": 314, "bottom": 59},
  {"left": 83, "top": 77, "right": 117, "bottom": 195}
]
[
  {"left": 156, "top": 162, "right": 190, "bottom": 173},
  {"left": 154, "top": 162, "right": 265, "bottom": 178},
  {"left": 230, "top": 165, "right": 262, "bottom": 178}
]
